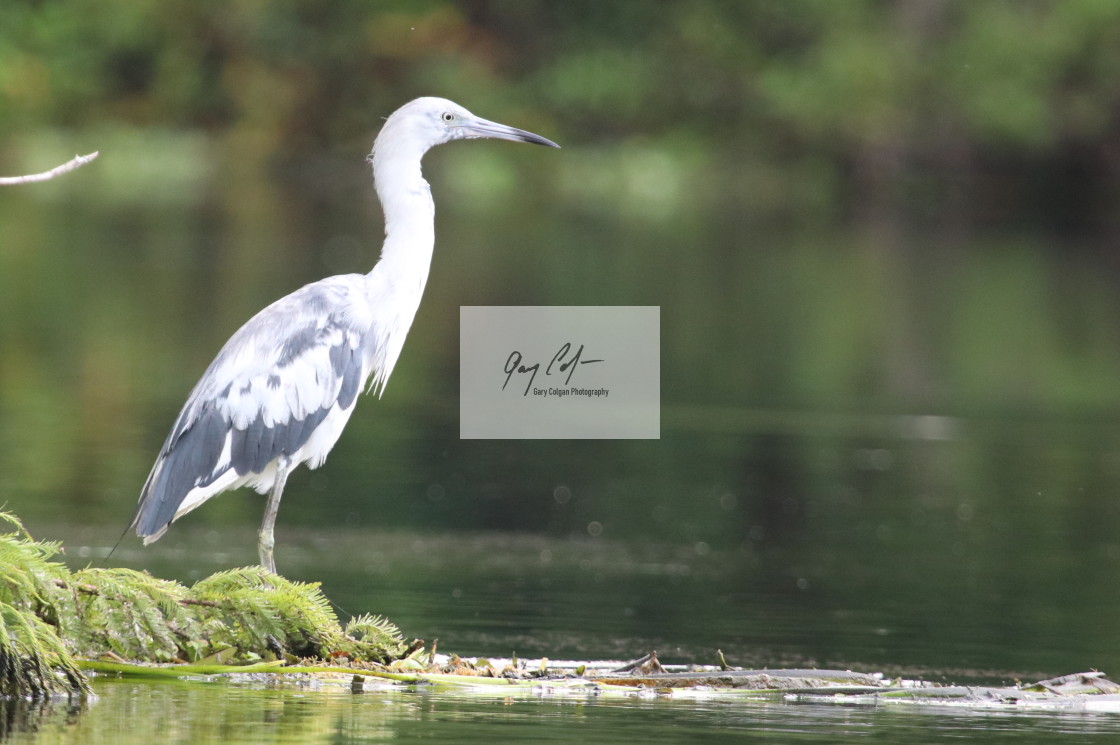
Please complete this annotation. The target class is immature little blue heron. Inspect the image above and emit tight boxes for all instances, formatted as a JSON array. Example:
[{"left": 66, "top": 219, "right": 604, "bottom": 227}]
[{"left": 130, "top": 97, "right": 558, "bottom": 572}]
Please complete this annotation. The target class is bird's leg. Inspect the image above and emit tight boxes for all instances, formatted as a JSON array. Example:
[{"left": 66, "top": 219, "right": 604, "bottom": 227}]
[{"left": 258, "top": 455, "right": 292, "bottom": 574}]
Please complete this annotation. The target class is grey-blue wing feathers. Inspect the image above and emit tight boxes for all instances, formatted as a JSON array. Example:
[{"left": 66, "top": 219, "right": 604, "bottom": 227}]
[{"left": 131, "top": 277, "right": 372, "bottom": 541}]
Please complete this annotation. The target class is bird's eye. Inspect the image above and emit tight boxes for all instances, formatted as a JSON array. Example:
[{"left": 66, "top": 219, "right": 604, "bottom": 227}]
[{"left": 442, "top": 111, "right": 455, "bottom": 123}]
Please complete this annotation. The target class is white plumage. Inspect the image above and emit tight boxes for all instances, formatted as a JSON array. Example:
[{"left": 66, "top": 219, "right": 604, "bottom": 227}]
[{"left": 130, "top": 98, "right": 558, "bottom": 571}]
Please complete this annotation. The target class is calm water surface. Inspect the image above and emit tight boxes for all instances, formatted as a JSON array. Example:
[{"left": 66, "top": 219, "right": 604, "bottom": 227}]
[
  {"left": 18, "top": 491, "right": 1120, "bottom": 744},
  {"left": 8, "top": 144, "right": 1120, "bottom": 743},
  {"left": 6, "top": 677, "right": 1120, "bottom": 745}
]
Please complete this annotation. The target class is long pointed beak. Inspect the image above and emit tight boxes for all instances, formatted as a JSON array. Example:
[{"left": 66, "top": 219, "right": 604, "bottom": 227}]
[{"left": 461, "top": 116, "right": 561, "bottom": 149}]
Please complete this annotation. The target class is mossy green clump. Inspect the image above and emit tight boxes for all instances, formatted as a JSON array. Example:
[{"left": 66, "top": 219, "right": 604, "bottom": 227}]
[
  {"left": 0, "top": 600, "right": 89, "bottom": 699},
  {"left": 0, "top": 512, "right": 89, "bottom": 698},
  {"left": 0, "top": 511, "right": 408, "bottom": 698}
]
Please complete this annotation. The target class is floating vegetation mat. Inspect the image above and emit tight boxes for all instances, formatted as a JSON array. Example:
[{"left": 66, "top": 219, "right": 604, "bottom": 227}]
[
  {"left": 80, "top": 650, "right": 1120, "bottom": 714},
  {"left": 3, "top": 510, "right": 1117, "bottom": 716},
  {"left": 0, "top": 511, "right": 407, "bottom": 699}
]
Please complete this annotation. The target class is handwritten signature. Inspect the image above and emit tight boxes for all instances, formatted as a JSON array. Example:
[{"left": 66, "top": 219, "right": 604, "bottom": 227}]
[{"left": 503, "top": 343, "right": 604, "bottom": 396}]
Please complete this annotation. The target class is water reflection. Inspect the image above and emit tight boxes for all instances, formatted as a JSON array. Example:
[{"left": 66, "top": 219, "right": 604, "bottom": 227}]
[
  {"left": 7, "top": 677, "right": 1120, "bottom": 745},
  {"left": 0, "top": 698, "right": 86, "bottom": 743}
]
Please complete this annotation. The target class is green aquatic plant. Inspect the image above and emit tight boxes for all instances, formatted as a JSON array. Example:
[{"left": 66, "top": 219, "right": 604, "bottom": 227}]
[
  {"left": 191, "top": 566, "right": 343, "bottom": 660},
  {"left": 0, "top": 512, "right": 88, "bottom": 697},
  {"left": 0, "top": 512, "right": 69, "bottom": 609},
  {"left": 344, "top": 613, "right": 406, "bottom": 662},
  {"left": 0, "top": 600, "right": 89, "bottom": 698},
  {"left": 0, "top": 510, "right": 409, "bottom": 697},
  {"left": 63, "top": 568, "right": 194, "bottom": 662}
]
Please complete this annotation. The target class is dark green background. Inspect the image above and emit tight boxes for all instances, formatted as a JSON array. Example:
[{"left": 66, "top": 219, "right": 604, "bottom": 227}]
[{"left": 3, "top": 2, "right": 1120, "bottom": 656}]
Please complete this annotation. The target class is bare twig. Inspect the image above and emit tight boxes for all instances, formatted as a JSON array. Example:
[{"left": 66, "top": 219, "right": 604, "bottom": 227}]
[
  {"left": 611, "top": 650, "right": 664, "bottom": 674},
  {"left": 0, "top": 151, "right": 100, "bottom": 185}
]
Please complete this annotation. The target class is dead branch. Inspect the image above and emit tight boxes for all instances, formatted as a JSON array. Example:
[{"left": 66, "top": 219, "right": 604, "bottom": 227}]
[{"left": 0, "top": 151, "right": 100, "bottom": 185}]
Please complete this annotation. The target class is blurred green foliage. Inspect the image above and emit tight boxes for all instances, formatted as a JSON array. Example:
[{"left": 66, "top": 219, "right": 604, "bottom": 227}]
[
  {"left": 6, "top": 0, "right": 1120, "bottom": 546},
  {"left": 6, "top": 0, "right": 1120, "bottom": 226}
]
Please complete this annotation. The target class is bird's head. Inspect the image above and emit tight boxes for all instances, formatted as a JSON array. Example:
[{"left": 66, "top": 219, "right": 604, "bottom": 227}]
[{"left": 373, "top": 97, "right": 559, "bottom": 161}]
